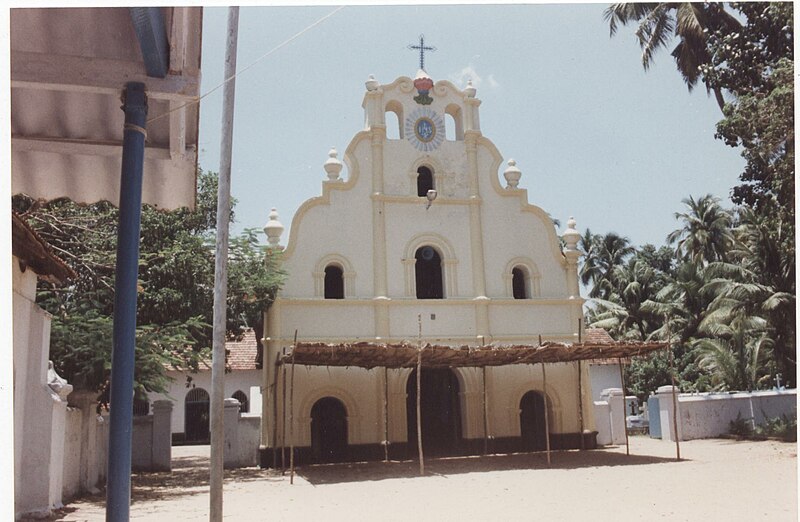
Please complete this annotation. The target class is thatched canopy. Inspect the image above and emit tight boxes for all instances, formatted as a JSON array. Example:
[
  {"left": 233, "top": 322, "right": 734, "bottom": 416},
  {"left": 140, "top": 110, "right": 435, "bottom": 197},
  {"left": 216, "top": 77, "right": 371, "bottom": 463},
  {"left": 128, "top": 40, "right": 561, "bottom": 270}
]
[{"left": 278, "top": 340, "right": 668, "bottom": 370}]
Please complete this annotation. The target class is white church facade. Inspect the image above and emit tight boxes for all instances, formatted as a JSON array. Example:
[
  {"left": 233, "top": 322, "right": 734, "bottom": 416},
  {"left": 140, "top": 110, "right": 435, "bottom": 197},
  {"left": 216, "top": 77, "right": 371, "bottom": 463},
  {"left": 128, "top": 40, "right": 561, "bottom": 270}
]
[{"left": 260, "top": 66, "right": 597, "bottom": 465}]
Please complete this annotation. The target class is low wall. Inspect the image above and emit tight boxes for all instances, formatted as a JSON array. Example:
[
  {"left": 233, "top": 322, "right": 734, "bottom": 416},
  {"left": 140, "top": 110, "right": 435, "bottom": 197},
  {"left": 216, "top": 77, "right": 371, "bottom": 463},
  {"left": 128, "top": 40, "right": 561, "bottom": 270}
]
[
  {"left": 654, "top": 388, "right": 797, "bottom": 441},
  {"left": 131, "top": 400, "right": 173, "bottom": 471},
  {"left": 223, "top": 399, "right": 262, "bottom": 468}
]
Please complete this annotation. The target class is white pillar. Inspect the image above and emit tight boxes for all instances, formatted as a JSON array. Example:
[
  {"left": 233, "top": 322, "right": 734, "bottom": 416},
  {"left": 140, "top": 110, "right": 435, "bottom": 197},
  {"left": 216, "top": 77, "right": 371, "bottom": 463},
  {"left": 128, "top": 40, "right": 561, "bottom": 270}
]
[{"left": 656, "top": 385, "right": 682, "bottom": 442}]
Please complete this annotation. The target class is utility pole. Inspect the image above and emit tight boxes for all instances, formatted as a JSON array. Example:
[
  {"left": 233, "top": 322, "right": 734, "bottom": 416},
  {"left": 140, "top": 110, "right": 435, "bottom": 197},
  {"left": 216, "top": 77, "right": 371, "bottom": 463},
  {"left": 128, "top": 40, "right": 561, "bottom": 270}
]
[
  {"left": 106, "top": 81, "right": 147, "bottom": 522},
  {"left": 210, "top": 7, "right": 239, "bottom": 522}
]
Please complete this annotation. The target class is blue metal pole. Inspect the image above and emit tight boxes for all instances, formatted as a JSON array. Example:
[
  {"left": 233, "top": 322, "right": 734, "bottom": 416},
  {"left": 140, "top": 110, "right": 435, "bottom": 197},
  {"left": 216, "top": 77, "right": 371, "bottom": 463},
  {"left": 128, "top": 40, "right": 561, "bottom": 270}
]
[{"left": 106, "top": 81, "right": 147, "bottom": 522}]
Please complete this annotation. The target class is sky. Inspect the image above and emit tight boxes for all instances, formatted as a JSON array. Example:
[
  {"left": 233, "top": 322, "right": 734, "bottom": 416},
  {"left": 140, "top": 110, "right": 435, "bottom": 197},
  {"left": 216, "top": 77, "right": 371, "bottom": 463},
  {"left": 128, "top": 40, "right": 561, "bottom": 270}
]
[{"left": 197, "top": 4, "right": 746, "bottom": 250}]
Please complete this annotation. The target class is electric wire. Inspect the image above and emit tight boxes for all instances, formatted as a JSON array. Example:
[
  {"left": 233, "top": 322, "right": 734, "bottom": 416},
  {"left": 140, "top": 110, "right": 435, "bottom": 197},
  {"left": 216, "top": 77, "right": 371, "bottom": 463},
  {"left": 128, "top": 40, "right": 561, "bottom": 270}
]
[{"left": 146, "top": 6, "right": 345, "bottom": 125}]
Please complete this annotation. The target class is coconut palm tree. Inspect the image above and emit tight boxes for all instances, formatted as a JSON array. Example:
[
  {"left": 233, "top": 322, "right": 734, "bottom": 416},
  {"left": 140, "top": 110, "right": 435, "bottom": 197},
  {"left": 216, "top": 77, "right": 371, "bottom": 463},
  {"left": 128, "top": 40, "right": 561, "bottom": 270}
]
[
  {"left": 694, "top": 300, "right": 774, "bottom": 391},
  {"left": 590, "top": 257, "right": 660, "bottom": 340},
  {"left": 604, "top": 2, "right": 741, "bottom": 111},
  {"left": 667, "top": 194, "right": 734, "bottom": 265},
  {"left": 580, "top": 232, "right": 635, "bottom": 300}
]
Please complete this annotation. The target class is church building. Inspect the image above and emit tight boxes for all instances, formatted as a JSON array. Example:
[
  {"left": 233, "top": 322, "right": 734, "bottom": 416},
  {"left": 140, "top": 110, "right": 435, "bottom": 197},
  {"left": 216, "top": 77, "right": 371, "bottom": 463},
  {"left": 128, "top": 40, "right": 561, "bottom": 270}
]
[{"left": 259, "top": 53, "right": 597, "bottom": 466}]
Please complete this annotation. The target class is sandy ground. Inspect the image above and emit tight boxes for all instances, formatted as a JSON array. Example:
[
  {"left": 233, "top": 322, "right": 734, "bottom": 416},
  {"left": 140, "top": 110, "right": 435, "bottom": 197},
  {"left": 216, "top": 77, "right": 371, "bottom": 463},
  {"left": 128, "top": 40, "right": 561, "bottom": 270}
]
[{"left": 47, "top": 436, "right": 797, "bottom": 521}]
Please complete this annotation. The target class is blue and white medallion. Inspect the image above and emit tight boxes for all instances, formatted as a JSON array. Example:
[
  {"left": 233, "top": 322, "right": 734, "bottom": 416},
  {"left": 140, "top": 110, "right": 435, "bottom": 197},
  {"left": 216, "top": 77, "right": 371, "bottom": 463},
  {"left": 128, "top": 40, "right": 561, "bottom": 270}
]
[{"left": 405, "top": 107, "right": 445, "bottom": 152}]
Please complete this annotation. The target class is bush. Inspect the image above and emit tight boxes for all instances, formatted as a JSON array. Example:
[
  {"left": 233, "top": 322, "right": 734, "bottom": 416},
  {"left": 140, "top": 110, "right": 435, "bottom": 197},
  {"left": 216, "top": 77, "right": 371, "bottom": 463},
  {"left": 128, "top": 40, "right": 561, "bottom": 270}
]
[
  {"left": 728, "top": 413, "right": 797, "bottom": 442},
  {"left": 755, "top": 414, "right": 797, "bottom": 442},
  {"left": 728, "top": 413, "right": 754, "bottom": 439}
]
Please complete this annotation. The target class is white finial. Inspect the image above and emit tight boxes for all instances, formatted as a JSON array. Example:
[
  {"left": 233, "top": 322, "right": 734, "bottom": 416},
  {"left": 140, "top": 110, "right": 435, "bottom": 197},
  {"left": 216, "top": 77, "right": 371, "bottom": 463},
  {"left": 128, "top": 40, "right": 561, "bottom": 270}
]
[
  {"left": 562, "top": 216, "right": 580, "bottom": 252},
  {"left": 503, "top": 159, "right": 522, "bottom": 189},
  {"left": 365, "top": 74, "right": 379, "bottom": 91},
  {"left": 464, "top": 78, "right": 476, "bottom": 98},
  {"left": 323, "top": 147, "right": 343, "bottom": 181},
  {"left": 263, "top": 207, "right": 284, "bottom": 248}
]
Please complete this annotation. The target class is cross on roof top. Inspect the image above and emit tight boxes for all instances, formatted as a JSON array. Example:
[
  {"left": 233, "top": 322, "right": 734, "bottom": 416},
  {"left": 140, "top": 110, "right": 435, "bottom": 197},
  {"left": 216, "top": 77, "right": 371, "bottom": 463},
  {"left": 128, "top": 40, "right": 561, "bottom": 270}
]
[{"left": 408, "top": 34, "right": 436, "bottom": 71}]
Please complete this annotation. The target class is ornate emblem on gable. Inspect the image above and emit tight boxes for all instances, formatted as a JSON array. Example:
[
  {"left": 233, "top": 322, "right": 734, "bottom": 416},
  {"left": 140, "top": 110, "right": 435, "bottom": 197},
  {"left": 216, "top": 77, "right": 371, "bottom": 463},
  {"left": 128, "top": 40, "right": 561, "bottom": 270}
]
[{"left": 405, "top": 107, "right": 444, "bottom": 152}]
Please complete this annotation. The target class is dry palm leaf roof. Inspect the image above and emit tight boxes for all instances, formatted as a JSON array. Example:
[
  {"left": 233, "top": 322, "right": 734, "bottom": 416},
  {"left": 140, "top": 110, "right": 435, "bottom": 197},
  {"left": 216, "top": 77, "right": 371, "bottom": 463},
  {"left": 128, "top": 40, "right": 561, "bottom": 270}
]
[{"left": 278, "top": 340, "right": 667, "bottom": 370}]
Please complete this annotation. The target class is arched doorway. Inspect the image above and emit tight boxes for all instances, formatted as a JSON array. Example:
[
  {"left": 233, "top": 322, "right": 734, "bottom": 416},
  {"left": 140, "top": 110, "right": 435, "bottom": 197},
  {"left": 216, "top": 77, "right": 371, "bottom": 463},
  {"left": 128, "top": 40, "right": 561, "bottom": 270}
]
[
  {"left": 310, "top": 397, "right": 348, "bottom": 463},
  {"left": 415, "top": 246, "right": 443, "bottom": 299},
  {"left": 519, "top": 390, "right": 548, "bottom": 451},
  {"left": 185, "top": 388, "right": 210, "bottom": 443},
  {"left": 406, "top": 368, "right": 462, "bottom": 456}
]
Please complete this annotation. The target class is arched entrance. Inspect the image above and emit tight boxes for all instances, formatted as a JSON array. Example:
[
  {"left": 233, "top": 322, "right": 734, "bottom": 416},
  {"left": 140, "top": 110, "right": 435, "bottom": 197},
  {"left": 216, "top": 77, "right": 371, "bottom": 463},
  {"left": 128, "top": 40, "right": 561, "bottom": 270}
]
[
  {"left": 415, "top": 246, "right": 443, "bottom": 299},
  {"left": 184, "top": 387, "right": 210, "bottom": 443},
  {"left": 406, "top": 369, "right": 462, "bottom": 456},
  {"left": 519, "top": 390, "right": 547, "bottom": 451},
  {"left": 310, "top": 397, "right": 348, "bottom": 463}
]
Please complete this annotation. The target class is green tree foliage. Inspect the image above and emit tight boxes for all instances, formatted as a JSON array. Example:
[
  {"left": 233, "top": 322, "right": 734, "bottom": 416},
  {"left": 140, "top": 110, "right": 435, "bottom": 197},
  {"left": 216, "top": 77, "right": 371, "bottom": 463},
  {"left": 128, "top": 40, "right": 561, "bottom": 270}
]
[
  {"left": 603, "top": 3, "right": 794, "bottom": 394},
  {"left": 12, "top": 169, "right": 284, "bottom": 405},
  {"left": 667, "top": 194, "right": 734, "bottom": 264},
  {"left": 604, "top": 2, "right": 742, "bottom": 109}
]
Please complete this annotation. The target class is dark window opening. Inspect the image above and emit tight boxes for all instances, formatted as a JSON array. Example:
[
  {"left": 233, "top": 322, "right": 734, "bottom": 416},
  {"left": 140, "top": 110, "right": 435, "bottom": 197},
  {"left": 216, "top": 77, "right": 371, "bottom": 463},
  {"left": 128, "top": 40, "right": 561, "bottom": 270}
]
[
  {"left": 232, "top": 390, "right": 249, "bottom": 413},
  {"left": 415, "top": 246, "right": 443, "bottom": 299},
  {"left": 417, "top": 166, "right": 434, "bottom": 197},
  {"left": 324, "top": 265, "right": 344, "bottom": 299},
  {"left": 512, "top": 267, "right": 528, "bottom": 299}
]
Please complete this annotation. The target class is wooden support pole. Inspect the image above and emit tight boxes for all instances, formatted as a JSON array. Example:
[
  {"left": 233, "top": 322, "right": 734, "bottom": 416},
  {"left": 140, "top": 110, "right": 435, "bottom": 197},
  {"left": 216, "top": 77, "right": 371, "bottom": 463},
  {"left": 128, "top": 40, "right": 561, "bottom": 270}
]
[
  {"left": 577, "top": 360, "right": 585, "bottom": 450},
  {"left": 383, "top": 366, "right": 389, "bottom": 462},
  {"left": 482, "top": 366, "right": 489, "bottom": 455},
  {"left": 617, "top": 357, "right": 630, "bottom": 456},
  {"left": 416, "top": 314, "right": 424, "bottom": 476},
  {"left": 542, "top": 363, "right": 551, "bottom": 466},
  {"left": 289, "top": 331, "right": 297, "bottom": 484},
  {"left": 271, "top": 353, "right": 280, "bottom": 468},
  {"left": 280, "top": 350, "right": 287, "bottom": 474},
  {"left": 666, "top": 316, "right": 681, "bottom": 460}
]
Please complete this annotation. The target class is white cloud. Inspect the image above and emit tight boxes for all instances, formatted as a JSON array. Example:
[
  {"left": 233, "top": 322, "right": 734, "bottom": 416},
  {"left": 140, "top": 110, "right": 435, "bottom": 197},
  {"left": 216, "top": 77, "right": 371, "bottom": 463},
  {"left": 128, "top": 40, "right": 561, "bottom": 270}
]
[{"left": 449, "top": 64, "right": 500, "bottom": 90}]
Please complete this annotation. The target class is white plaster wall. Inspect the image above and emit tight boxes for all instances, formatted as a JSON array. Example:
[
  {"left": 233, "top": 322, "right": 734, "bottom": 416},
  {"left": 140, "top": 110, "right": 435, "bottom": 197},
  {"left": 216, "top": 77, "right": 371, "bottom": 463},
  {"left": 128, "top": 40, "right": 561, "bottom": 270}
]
[
  {"left": 61, "top": 408, "right": 82, "bottom": 501},
  {"left": 147, "top": 369, "right": 261, "bottom": 435},
  {"left": 275, "top": 301, "right": 375, "bottom": 340},
  {"left": 588, "top": 363, "right": 622, "bottom": 401},
  {"left": 237, "top": 416, "right": 261, "bottom": 467},
  {"left": 13, "top": 258, "right": 69, "bottom": 517},
  {"left": 281, "top": 137, "right": 374, "bottom": 299},
  {"left": 676, "top": 390, "right": 797, "bottom": 440}
]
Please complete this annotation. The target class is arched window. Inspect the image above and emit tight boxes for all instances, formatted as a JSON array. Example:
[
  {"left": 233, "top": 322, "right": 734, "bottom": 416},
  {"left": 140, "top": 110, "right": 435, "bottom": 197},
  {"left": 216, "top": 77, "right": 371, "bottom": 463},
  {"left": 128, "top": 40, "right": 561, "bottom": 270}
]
[
  {"left": 512, "top": 266, "right": 528, "bottom": 299},
  {"left": 324, "top": 265, "right": 344, "bottom": 299},
  {"left": 415, "top": 246, "right": 443, "bottom": 299},
  {"left": 385, "top": 101, "right": 403, "bottom": 139},
  {"left": 417, "top": 166, "right": 434, "bottom": 197},
  {"left": 445, "top": 104, "right": 464, "bottom": 140},
  {"left": 232, "top": 390, "right": 249, "bottom": 413}
]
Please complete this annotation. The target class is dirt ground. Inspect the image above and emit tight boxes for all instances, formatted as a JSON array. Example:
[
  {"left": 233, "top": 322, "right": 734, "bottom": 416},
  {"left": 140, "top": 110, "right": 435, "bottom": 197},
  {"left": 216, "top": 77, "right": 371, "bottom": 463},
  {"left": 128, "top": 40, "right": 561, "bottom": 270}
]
[{"left": 49, "top": 436, "right": 797, "bottom": 521}]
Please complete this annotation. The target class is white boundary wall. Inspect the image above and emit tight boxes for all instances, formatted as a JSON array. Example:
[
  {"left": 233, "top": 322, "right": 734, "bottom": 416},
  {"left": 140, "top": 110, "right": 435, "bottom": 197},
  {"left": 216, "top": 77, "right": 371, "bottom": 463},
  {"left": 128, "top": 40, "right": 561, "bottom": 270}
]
[{"left": 655, "top": 388, "right": 797, "bottom": 441}]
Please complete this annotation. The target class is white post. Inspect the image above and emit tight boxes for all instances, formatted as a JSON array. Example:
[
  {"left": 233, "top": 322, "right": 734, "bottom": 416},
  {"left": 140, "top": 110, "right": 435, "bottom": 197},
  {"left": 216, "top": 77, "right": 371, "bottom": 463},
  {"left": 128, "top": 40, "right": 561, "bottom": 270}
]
[{"left": 210, "top": 7, "right": 239, "bottom": 522}]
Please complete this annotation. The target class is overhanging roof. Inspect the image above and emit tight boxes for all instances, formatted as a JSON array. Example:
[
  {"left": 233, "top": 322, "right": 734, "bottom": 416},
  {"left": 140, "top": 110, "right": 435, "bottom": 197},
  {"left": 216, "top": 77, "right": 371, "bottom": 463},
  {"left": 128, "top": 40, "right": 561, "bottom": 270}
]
[
  {"left": 11, "top": 211, "right": 76, "bottom": 283},
  {"left": 278, "top": 340, "right": 668, "bottom": 369},
  {"left": 10, "top": 7, "right": 202, "bottom": 210}
]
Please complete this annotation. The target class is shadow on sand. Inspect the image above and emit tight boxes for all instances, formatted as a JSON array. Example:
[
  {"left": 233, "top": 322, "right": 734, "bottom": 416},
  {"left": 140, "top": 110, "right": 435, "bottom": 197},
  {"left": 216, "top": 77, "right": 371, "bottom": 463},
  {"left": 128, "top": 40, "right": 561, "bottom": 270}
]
[{"left": 297, "top": 447, "right": 686, "bottom": 485}]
